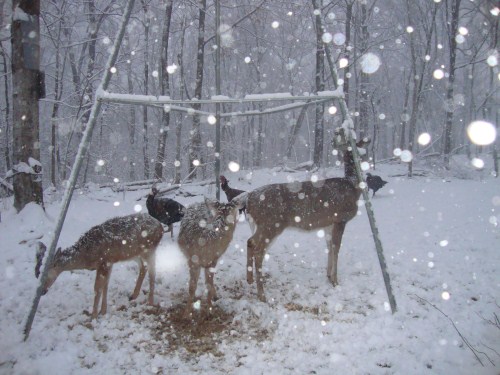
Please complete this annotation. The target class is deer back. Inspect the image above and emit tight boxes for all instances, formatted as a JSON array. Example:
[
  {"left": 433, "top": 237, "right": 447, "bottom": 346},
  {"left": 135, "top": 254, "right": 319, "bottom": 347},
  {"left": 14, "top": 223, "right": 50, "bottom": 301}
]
[
  {"left": 178, "top": 199, "right": 240, "bottom": 266},
  {"left": 245, "top": 177, "right": 360, "bottom": 232},
  {"left": 37, "top": 213, "right": 164, "bottom": 291}
]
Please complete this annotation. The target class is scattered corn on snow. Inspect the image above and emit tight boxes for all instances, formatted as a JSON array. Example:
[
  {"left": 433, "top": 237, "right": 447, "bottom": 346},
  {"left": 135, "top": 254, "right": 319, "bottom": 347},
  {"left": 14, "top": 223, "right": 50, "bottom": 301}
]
[{"left": 0, "top": 156, "right": 498, "bottom": 374}]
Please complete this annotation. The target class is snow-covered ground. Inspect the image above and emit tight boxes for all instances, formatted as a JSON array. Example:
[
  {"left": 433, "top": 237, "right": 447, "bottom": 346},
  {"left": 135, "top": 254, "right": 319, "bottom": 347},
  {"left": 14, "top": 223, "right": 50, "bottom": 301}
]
[{"left": 0, "top": 158, "right": 498, "bottom": 374}]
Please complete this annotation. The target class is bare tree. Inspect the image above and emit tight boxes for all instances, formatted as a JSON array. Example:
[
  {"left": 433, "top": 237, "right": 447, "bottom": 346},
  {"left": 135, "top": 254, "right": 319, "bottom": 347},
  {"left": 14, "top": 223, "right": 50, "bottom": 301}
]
[
  {"left": 154, "top": 0, "right": 174, "bottom": 179},
  {"left": 0, "top": 42, "right": 11, "bottom": 173},
  {"left": 312, "top": 0, "right": 325, "bottom": 167},
  {"left": 405, "top": 0, "right": 438, "bottom": 177},
  {"left": 11, "top": 0, "right": 44, "bottom": 211},
  {"left": 141, "top": 0, "right": 151, "bottom": 180},
  {"left": 357, "top": 0, "right": 370, "bottom": 138},
  {"left": 125, "top": 33, "right": 137, "bottom": 181},
  {"left": 42, "top": 0, "right": 68, "bottom": 187},
  {"left": 188, "top": 0, "right": 207, "bottom": 176},
  {"left": 443, "top": 0, "right": 461, "bottom": 169},
  {"left": 343, "top": 0, "right": 355, "bottom": 108},
  {"left": 174, "top": 17, "right": 188, "bottom": 184}
]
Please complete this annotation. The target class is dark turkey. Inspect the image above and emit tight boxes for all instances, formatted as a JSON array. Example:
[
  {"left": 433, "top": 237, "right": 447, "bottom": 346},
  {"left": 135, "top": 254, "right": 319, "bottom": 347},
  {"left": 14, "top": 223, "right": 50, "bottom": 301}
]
[
  {"left": 366, "top": 173, "right": 388, "bottom": 197},
  {"left": 146, "top": 186, "right": 185, "bottom": 238},
  {"left": 220, "top": 175, "right": 246, "bottom": 214}
]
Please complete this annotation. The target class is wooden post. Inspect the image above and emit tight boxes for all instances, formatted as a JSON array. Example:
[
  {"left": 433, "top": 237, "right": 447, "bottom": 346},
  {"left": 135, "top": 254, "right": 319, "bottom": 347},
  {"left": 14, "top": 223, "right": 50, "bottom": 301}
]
[
  {"left": 319, "top": 12, "right": 397, "bottom": 313},
  {"left": 23, "top": 0, "right": 137, "bottom": 340},
  {"left": 215, "top": 0, "right": 221, "bottom": 200}
]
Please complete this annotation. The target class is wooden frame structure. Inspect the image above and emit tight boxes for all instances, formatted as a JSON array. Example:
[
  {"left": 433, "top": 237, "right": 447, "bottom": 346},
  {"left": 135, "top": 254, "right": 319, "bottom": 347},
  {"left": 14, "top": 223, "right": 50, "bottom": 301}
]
[{"left": 24, "top": 0, "right": 396, "bottom": 340}]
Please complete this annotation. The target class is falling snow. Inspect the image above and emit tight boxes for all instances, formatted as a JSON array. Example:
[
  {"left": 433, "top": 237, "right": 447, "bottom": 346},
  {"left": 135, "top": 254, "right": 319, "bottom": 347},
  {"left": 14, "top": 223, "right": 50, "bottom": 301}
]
[
  {"left": 359, "top": 53, "right": 381, "bottom": 74},
  {"left": 333, "top": 33, "right": 346, "bottom": 45},
  {"left": 1, "top": 2, "right": 499, "bottom": 374},
  {"left": 467, "top": 120, "right": 496, "bottom": 146}
]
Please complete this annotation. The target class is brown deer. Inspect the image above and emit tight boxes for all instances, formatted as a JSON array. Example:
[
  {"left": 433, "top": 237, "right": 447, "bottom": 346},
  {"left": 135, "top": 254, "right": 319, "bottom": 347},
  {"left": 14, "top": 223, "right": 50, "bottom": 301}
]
[
  {"left": 236, "top": 134, "right": 370, "bottom": 302},
  {"left": 35, "top": 213, "right": 164, "bottom": 319},
  {"left": 177, "top": 197, "right": 242, "bottom": 316}
]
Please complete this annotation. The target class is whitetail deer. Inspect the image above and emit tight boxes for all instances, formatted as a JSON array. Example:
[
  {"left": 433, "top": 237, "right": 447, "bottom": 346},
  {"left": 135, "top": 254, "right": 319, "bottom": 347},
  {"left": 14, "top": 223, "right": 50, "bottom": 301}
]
[
  {"left": 177, "top": 197, "right": 242, "bottom": 316},
  {"left": 236, "top": 134, "right": 370, "bottom": 302},
  {"left": 35, "top": 213, "right": 163, "bottom": 319}
]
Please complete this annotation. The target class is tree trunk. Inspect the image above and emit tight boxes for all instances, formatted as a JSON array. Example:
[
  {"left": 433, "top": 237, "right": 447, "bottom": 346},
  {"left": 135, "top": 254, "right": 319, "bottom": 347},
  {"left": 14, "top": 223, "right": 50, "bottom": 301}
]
[
  {"left": 343, "top": 0, "right": 354, "bottom": 109},
  {"left": 82, "top": 0, "right": 98, "bottom": 126},
  {"left": 141, "top": 0, "right": 150, "bottom": 180},
  {"left": 126, "top": 34, "right": 136, "bottom": 182},
  {"left": 46, "top": 12, "right": 66, "bottom": 188},
  {"left": 286, "top": 102, "right": 311, "bottom": 160},
  {"left": 312, "top": 0, "right": 325, "bottom": 167},
  {"left": 399, "top": 69, "right": 412, "bottom": 151},
  {"left": 443, "top": 0, "right": 461, "bottom": 169},
  {"left": 188, "top": 0, "right": 206, "bottom": 177},
  {"left": 11, "top": 0, "right": 44, "bottom": 212},
  {"left": 406, "top": 0, "right": 438, "bottom": 177},
  {"left": 154, "top": 0, "right": 173, "bottom": 179},
  {"left": 50, "top": 43, "right": 63, "bottom": 187},
  {"left": 254, "top": 109, "right": 264, "bottom": 167},
  {"left": 0, "top": 43, "right": 11, "bottom": 172},
  {"left": 358, "top": 2, "right": 370, "bottom": 139},
  {"left": 174, "top": 17, "right": 187, "bottom": 184},
  {"left": 490, "top": 17, "right": 499, "bottom": 177}
]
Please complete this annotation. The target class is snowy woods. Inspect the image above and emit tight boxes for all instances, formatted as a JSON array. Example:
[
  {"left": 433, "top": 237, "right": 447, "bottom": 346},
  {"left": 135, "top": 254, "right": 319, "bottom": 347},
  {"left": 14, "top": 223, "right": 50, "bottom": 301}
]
[
  {"left": 0, "top": 1, "right": 499, "bottom": 374},
  {"left": 0, "top": 0, "right": 498, "bottom": 208}
]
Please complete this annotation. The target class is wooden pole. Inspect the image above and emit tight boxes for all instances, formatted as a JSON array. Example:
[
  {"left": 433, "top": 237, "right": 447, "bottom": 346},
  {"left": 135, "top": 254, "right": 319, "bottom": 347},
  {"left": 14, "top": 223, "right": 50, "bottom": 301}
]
[
  {"left": 215, "top": 0, "right": 221, "bottom": 200},
  {"left": 317, "top": 7, "right": 397, "bottom": 313},
  {"left": 23, "top": 0, "right": 137, "bottom": 340}
]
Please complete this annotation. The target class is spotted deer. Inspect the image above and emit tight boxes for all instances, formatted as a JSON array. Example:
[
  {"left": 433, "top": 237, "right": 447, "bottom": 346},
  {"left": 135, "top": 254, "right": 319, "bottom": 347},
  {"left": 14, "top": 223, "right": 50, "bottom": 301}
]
[
  {"left": 35, "top": 213, "right": 163, "bottom": 318},
  {"left": 236, "top": 134, "right": 370, "bottom": 302}
]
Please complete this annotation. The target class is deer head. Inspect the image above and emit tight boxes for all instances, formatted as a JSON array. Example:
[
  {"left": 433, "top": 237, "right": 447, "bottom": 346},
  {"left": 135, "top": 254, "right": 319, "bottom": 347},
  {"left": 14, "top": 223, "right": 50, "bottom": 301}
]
[
  {"left": 35, "top": 242, "right": 63, "bottom": 294},
  {"left": 204, "top": 197, "right": 239, "bottom": 226}
]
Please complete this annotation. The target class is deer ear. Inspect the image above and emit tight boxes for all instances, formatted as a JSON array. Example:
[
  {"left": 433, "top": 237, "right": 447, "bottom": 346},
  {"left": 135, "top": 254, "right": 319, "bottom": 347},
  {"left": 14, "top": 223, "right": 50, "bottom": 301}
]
[{"left": 204, "top": 197, "right": 218, "bottom": 213}]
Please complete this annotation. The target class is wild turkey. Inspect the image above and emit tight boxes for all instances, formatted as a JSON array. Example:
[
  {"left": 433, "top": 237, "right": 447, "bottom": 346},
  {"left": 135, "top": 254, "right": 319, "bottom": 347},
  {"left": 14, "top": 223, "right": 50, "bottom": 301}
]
[
  {"left": 366, "top": 173, "right": 388, "bottom": 197},
  {"left": 146, "top": 186, "right": 185, "bottom": 238},
  {"left": 220, "top": 175, "right": 246, "bottom": 214}
]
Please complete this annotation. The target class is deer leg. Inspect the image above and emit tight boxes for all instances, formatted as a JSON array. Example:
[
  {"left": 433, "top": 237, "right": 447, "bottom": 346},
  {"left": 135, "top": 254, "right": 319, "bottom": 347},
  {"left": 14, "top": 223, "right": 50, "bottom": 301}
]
[
  {"left": 248, "top": 229, "right": 281, "bottom": 302},
  {"left": 247, "top": 237, "right": 255, "bottom": 284},
  {"left": 99, "top": 264, "right": 112, "bottom": 316},
  {"left": 92, "top": 267, "right": 105, "bottom": 319},
  {"left": 92, "top": 264, "right": 111, "bottom": 318},
  {"left": 168, "top": 224, "right": 173, "bottom": 239},
  {"left": 130, "top": 258, "right": 146, "bottom": 301},
  {"left": 184, "top": 261, "right": 201, "bottom": 317},
  {"left": 327, "top": 221, "right": 346, "bottom": 286},
  {"left": 246, "top": 216, "right": 258, "bottom": 284},
  {"left": 326, "top": 226, "right": 333, "bottom": 279},
  {"left": 254, "top": 247, "right": 267, "bottom": 302},
  {"left": 204, "top": 261, "right": 218, "bottom": 308},
  {"left": 146, "top": 253, "right": 156, "bottom": 306}
]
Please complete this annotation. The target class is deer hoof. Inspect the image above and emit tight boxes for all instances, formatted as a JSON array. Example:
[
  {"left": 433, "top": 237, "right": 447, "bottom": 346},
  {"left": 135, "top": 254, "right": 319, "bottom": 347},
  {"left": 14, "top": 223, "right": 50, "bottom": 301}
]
[{"left": 328, "top": 277, "right": 338, "bottom": 287}]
